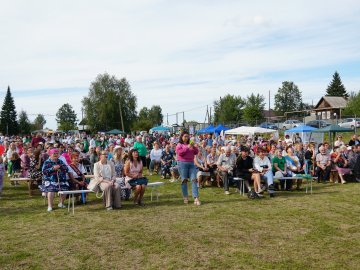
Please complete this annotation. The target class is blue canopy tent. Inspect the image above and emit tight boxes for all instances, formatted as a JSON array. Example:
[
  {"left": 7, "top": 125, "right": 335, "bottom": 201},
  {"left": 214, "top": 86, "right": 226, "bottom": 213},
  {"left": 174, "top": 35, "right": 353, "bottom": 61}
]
[
  {"left": 284, "top": 125, "right": 321, "bottom": 144},
  {"left": 214, "top": 124, "right": 230, "bottom": 134},
  {"left": 149, "top": 126, "right": 170, "bottom": 133},
  {"left": 286, "top": 125, "right": 317, "bottom": 133},
  {"left": 205, "top": 125, "right": 216, "bottom": 133},
  {"left": 197, "top": 125, "right": 215, "bottom": 134}
]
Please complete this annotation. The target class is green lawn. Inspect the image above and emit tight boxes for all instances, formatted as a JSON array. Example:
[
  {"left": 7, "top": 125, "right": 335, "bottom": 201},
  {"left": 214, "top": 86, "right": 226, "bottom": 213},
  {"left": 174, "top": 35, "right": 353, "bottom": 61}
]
[{"left": 1, "top": 174, "right": 360, "bottom": 270}]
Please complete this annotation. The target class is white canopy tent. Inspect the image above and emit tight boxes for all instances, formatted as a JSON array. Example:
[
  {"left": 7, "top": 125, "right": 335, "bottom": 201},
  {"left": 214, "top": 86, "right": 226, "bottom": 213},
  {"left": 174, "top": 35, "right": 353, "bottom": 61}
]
[{"left": 225, "top": 126, "right": 278, "bottom": 136}]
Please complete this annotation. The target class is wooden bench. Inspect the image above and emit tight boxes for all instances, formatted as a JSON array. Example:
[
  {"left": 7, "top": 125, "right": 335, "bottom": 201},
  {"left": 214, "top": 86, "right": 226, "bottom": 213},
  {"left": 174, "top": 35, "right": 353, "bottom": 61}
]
[
  {"left": 58, "top": 190, "right": 94, "bottom": 215},
  {"left": 9, "top": 177, "right": 36, "bottom": 196}
]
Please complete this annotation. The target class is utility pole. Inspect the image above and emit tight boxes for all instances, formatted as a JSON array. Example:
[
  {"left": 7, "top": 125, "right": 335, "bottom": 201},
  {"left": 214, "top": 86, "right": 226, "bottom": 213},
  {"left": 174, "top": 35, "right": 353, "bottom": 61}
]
[
  {"left": 119, "top": 100, "right": 124, "bottom": 132},
  {"left": 176, "top": 113, "right": 178, "bottom": 125},
  {"left": 81, "top": 107, "right": 84, "bottom": 130},
  {"left": 167, "top": 113, "right": 169, "bottom": 125},
  {"left": 209, "top": 107, "right": 212, "bottom": 124},
  {"left": 268, "top": 90, "right": 270, "bottom": 123},
  {"left": 183, "top": 111, "right": 185, "bottom": 124},
  {"left": 205, "top": 105, "right": 209, "bottom": 124}
]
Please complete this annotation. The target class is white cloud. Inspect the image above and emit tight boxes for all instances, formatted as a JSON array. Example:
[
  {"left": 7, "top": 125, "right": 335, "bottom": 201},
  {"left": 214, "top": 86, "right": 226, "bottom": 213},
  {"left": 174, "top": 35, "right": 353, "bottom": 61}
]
[{"left": 0, "top": 0, "right": 360, "bottom": 129}]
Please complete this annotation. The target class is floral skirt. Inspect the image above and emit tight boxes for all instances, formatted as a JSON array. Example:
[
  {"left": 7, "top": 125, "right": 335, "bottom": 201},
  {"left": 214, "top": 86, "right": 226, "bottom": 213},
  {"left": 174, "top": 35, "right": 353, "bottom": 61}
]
[{"left": 41, "top": 180, "right": 70, "bottom": 192}]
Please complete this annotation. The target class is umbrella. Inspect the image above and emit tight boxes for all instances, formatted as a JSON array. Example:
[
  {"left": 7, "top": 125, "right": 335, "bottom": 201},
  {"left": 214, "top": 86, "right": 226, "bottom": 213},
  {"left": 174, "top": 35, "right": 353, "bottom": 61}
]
[{"left": 106, "top": 129, "right": 125, "bottom": 135}]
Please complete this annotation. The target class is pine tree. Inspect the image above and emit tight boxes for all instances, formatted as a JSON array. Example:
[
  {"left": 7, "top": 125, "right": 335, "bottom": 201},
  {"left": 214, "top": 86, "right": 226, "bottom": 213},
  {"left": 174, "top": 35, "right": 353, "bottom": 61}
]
[
  {"left": 0, "top": 86, "right": 18, "bottom": 135},
  {"left": 325, "top": 71, "right": 349, "bottom": 97}
]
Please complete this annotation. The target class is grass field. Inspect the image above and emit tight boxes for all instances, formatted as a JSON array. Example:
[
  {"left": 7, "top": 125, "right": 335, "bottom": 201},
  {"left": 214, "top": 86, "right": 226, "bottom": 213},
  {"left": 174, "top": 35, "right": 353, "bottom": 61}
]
[{"left": 1, "top": 173, "right": 360, "bottom": 270}]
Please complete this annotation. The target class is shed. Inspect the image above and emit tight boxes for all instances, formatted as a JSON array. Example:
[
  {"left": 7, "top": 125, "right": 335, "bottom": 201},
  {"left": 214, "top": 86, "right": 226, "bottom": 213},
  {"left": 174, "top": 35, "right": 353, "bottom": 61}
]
[{"left": 313, "top": 96, "right": 347, "bottom": 120}]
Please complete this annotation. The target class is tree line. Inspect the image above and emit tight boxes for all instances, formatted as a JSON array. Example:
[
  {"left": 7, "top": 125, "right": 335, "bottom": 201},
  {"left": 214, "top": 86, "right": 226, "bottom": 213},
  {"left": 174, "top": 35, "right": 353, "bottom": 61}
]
[
  {"left": 0, "top": 71, "right": 358, "bottom": 135},
  {"left": 214, "top": 71, "right": 355, "bottom": 125}
]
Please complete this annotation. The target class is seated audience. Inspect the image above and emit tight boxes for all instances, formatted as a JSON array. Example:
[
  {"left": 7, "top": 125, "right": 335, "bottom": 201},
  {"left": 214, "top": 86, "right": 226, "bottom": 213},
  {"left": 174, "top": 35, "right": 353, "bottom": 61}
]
[
  {"left": 217, "top": 146, "right": 237, "bottom": 195},
  {"left": 207, "top": 148, "right": 219, "bottom": 187},
  {"left": 160, "top": 144, "right": 173, "bottom": 179},
  {"left": 284, "top": 146, "right": 303, "bottom": 190},
  {"left": 194, "top": 150, "right": 210, "bottom": 188},
  {"left": 315, "top": 146, "right": 331, "bottom": 183},
  {"left": 94, "top": 150, "right": 122, "bottom": 210},
  {"left": 253, "top": 148, "right": 275, "bottom": 197},
  {"left": 124, "top": 149, "right": 148, "bottom": 206},
  {"left": 236, "top": 147, "right": 261, "bottom": 195},
  {"left": 331, "top": 146, "right": 351, "bottom": 184},
  {"left": 42, "top": 148, "right": 69, "bottom": 212},
  {"left": 272, "top": 149, "right": 292, "bottom": 191},
  {"left": 149, "top": 142, "right": 162, "bottom": 175}
]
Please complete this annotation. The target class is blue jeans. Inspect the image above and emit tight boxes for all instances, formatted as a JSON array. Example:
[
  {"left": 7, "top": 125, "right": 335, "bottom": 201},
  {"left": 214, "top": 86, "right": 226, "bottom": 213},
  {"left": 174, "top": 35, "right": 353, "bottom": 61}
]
[
  {"left": 178, "top": 161, "right": 199, "bottom": 198},
  {"left": 261, "top": 170, "right": 274, "bottom": 186},
  {"left": 149, "top": 160, "right": 161, "bottom": 174},
  {"left": 261, "top": 170, "right": 275, "bottom": 194}
]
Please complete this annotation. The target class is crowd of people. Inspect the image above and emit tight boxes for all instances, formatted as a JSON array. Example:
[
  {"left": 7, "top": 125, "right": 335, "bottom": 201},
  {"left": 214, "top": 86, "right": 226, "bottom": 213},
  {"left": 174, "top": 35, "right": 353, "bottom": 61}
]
[{"left": 0, "top": 130, "right": 360, "bottom": 211}]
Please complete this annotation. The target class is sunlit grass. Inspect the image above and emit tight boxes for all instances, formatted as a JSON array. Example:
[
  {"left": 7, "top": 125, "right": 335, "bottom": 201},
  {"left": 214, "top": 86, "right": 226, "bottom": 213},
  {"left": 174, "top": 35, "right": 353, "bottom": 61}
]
[{"left": 1, "top": 172, "right": 360, "bottom": 270}]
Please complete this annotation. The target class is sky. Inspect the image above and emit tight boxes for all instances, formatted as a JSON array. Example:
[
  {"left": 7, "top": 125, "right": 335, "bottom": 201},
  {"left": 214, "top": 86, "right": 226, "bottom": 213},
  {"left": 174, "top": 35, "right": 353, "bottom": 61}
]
[{"left": 0, "top": 0, "right": 360, "bottom": 129}]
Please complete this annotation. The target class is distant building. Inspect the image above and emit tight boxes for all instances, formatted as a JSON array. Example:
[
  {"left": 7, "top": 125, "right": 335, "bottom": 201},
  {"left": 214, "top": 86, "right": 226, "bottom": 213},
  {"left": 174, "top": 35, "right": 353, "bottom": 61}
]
[
  {"left": 262, "top": 109, "right": 276, "bottom": 118},
  {"left": 313, "top": 96, "right": 348, "bottom": 120}
]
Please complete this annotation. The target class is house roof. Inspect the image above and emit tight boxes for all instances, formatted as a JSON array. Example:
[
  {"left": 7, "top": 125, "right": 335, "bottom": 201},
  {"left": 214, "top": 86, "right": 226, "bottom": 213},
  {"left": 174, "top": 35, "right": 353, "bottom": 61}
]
[{"left": 314, "top": 96, "right": 347, "bottom": 110}]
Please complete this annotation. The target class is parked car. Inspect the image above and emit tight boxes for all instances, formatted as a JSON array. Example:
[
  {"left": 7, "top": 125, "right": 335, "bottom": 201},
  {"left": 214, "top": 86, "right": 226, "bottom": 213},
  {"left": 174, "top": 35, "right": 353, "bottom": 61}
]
[
  {"left": 338, "top": 118, "right": 360, "bottom": 129},
  {"left": 305, "top": 120, "right": 331, "bottom": 128},
  {"left": 259, "top": 122, "right": 278, "bottom": 130},
  {"left": 280, "top": 120, "right": 303, "bottom": 130}
]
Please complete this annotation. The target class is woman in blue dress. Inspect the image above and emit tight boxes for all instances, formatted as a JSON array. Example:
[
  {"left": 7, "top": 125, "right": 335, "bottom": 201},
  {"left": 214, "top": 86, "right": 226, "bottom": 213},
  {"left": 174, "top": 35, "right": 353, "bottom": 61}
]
[
  {"left": 111, "top": 145, "right": 131, "bottom": 200},
  {"left": 42, "top": 148, "right": 69, "bottom": 212}
]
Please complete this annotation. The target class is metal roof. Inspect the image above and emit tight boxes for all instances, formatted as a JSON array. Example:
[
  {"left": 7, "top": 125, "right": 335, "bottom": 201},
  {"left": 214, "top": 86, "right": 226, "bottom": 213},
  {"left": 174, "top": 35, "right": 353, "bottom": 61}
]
[{"left": 314, "top": 96, "right": 348, "bottom": 109}]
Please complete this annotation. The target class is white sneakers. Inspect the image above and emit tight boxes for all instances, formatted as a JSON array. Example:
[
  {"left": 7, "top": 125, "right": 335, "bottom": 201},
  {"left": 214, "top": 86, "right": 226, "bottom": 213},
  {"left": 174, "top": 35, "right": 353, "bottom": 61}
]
[
  {"left": 47, "top": 202, "right": 66, "bottom": 212},
  {"left": 225, "top": 191, "right": 230, "bottom": 195},
  {"left": 57, "top": 203, "right": 66, "bottom": 208}
]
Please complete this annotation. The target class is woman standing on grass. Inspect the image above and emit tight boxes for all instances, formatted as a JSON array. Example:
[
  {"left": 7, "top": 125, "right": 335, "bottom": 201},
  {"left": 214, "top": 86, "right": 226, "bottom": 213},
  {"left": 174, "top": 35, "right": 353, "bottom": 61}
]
[
  {"left": 176, "top": 131, "right": 201, "bottom": 206},
  {"left": 42, "top": 148, "right": 69, "bottom": 212}
]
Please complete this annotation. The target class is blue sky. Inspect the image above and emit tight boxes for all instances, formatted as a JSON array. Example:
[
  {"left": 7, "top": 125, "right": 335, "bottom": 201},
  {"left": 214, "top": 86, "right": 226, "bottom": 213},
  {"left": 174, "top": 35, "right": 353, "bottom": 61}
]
[{"left": 0, "top": 0, "right": 360, "bottom": 129}]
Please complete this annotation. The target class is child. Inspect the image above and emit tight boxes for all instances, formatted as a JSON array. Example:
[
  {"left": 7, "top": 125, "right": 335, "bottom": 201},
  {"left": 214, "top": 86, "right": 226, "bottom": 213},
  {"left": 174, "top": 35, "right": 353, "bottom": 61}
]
[{"left": 0, "top": 156, "right": 4, "bottom": 197}]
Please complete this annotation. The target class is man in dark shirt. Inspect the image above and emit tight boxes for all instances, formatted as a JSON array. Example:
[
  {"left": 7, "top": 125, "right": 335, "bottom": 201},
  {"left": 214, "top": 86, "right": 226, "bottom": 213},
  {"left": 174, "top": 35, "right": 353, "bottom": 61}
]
[
  {"left": 235, "top": 147, "right": 255, "bottom": 193},
  {"left": 348, "top": 134, "right": 360, "bottom": 146}
]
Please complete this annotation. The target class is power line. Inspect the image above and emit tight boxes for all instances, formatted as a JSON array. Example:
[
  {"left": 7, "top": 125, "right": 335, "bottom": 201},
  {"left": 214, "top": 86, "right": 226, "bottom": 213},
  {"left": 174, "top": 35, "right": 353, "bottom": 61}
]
[{"left": 165, "top": 104, "right": 210, "bottom": 117}]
